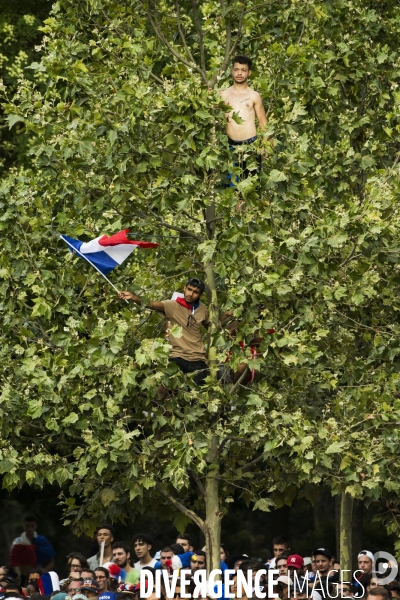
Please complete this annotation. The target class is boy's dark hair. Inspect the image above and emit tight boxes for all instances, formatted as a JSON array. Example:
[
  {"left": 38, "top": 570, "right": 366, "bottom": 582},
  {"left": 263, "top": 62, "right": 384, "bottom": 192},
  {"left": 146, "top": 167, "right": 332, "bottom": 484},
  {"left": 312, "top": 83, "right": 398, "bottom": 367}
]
[
  {"left": 237, "top": 560, "right": 266, "bottom": 572},
  {"left": 170, "top": 543, "right": 185, "bottom": 555},
  {"left": 276, "top": 551, "right": 291, "bottom": 563},
  {"left": 24, "top": 515, "right": 37, "bottom": 522},
  {"left": 132, "top": 532, "right": 153, "bottom": 546},
  {"left": 368, "top": 588, "right": 390, "bottom": 600},
  {"left": 28, "top": 568, "right": 43, "bottom": 578},
  {"left": 161, "top": 546, "right": 174, "bottom": 553},
  {"left": 94, "top": 567, "right": 109, "bottom": 577},
  {"left": 186, "top": 278, "right": 205, "bottom": 293},
  {"left": 176, "top": 533, "right": 194, "bottom": 545},
  {"left": 192, "top": 550, "right": 206, "bottom": 558},
  {"left": 5, "top": 583, "right": 23, "bottom": 593},
  {"left": 66, "top": 553, "right": 89, "bottom": 568},
  {"left": 112, "top": 541, "right": 131, "bottom": 554},
  {"left": 272, "top": 535, "right": 289, "bottom": 547},
  {"left": 232, "top": 55, "right": 252, "bottom": 69},
  {"left": 97, "top": 523, "right": 115, "bottom": 537}
]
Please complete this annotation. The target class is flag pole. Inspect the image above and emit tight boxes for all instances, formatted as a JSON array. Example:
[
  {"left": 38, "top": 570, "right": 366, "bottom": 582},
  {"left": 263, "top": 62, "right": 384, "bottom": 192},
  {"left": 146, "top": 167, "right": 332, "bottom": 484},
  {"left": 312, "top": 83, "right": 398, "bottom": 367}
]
[{"left": 60, "top": 235, "right": 128, "bottom": 301}]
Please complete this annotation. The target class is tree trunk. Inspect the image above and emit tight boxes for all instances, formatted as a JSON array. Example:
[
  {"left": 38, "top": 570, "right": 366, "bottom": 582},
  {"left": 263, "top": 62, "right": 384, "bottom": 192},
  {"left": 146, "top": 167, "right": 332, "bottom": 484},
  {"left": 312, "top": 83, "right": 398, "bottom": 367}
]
[
  {"left": 351, "top": 499, "right": 364, "bottom": 569},
  {"left": 204, "top": 433, "right": 222, "bottom": 576},
  {"left": 340, "top": 492, "right": 353, "bottom": 573}
]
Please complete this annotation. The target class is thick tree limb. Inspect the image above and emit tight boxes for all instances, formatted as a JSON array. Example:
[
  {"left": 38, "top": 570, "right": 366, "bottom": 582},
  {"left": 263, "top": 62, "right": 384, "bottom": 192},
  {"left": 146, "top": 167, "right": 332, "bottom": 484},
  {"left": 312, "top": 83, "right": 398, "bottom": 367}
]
[
  {"left": 148, "top": 0, "right": 207, "bottom": 84},
  {"left": 175, "top": 1, "right": 196, "bottom": 65},
  {"left": 208, "top": 3, "right": 244, "bottom": 88},
  {"left": 230, "top": 365, "right": 249, "bottom": 394},
  {"left": 240, "top": 452, "right": 268, "bottom": 473},
  {"left": 188, "top": 468, "right": 206, "bottom": 497},
  {"left": 155, "top": 482, "right": 206, "bottom": 530}
]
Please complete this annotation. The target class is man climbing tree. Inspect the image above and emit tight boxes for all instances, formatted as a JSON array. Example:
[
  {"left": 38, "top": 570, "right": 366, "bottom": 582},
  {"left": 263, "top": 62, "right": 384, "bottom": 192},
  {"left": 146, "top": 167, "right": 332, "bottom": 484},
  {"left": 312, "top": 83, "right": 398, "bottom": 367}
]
[
  {"left": 220, "top": 55, "right": 269, "bottom": 181},
  {"left": 118, "top": 278, "right": 210, "bottom": 393}
]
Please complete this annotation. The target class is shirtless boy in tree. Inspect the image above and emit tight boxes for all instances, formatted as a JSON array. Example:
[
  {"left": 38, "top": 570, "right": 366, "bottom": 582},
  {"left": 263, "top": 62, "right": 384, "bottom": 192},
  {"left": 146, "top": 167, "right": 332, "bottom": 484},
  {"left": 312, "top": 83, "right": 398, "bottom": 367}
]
[
  {"left": 220, "top": 55, "right": 270, "bottom": 181},
  {"left": 221, "top": 55, "right": 267, "bottom": 142}
]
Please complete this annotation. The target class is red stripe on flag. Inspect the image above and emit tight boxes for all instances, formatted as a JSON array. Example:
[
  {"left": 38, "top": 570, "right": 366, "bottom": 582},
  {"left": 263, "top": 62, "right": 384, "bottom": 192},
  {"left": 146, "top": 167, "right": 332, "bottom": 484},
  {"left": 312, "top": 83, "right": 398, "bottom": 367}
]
[{"left": 98, "top": 229, "right": 158, "bottom": 248}]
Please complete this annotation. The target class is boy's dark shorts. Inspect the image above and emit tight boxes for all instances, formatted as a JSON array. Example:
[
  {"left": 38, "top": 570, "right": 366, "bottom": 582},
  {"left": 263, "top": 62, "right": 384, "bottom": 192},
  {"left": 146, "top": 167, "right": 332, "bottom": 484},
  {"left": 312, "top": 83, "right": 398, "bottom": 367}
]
[{"left": 169, "top": 357, "right": 209, "bottom": 386}]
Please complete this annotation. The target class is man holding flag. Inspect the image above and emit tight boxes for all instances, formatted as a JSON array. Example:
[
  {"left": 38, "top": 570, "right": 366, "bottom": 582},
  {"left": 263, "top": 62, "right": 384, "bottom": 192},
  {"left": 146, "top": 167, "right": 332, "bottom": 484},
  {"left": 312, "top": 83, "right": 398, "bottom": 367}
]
[{"left": 118, "top": 278, "right": 210, "bottom": 392}]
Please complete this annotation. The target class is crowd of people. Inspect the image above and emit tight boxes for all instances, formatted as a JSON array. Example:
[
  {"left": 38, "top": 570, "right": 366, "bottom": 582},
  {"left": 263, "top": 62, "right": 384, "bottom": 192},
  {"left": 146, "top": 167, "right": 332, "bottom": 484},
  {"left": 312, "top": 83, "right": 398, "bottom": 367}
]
[{"left": 1, "top": 519, "right": 399, "bottom": 600}]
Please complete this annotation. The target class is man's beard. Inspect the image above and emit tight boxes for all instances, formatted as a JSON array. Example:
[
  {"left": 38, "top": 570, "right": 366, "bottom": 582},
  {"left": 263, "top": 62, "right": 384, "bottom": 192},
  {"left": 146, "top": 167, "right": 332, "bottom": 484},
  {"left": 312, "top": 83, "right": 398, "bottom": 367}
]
[{"left": 234, "top": 77, "right": 248, "bottom": 85}]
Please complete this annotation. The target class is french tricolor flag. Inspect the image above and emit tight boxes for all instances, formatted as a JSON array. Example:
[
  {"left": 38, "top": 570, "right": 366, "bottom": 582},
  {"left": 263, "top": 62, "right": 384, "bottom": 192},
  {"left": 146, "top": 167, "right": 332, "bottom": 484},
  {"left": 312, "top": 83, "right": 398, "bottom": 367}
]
[{"left": 61, "top": 229, "right": 158, "bottom": 275}]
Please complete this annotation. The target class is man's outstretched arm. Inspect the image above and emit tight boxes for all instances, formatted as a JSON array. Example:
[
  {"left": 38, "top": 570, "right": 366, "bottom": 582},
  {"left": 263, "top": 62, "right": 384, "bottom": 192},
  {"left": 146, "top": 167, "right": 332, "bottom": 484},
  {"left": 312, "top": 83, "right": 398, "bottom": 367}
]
[{"left": 118, "top": 291, "right": 165, "bottom": 313}]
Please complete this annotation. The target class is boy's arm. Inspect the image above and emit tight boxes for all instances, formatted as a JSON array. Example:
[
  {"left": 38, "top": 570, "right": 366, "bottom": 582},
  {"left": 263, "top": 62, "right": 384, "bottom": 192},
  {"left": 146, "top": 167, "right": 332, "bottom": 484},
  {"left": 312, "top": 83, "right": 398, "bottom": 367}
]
[{"left": 118, "top": 291, "right": 165, "bottom": 313}]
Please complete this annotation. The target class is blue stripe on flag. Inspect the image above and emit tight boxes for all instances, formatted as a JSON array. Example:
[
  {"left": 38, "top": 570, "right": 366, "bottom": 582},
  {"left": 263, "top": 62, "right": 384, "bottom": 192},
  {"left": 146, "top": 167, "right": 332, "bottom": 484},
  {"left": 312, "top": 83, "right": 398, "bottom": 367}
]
[{"left": 62, "top": 235, "right": 119, "bottom": 275}]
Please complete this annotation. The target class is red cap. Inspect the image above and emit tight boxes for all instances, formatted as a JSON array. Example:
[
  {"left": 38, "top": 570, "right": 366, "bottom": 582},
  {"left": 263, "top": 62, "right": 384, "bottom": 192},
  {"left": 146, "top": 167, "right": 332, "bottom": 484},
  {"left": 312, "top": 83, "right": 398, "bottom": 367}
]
[{"left": 287, "top": 554, "right": 304, "bottom": 570}]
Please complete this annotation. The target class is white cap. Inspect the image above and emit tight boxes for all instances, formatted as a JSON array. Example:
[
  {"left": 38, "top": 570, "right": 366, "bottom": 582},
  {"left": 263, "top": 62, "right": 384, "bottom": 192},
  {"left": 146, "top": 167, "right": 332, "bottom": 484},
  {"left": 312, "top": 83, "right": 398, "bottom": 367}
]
[
  {"left": 358, "top": 550, "right": 374, "bottom": 563},
  {"left": 277, "top": 576, "right": 293, "bottom": 586},
  {"left": 303, "top": 557, "right": 312, "bottom": 565}
]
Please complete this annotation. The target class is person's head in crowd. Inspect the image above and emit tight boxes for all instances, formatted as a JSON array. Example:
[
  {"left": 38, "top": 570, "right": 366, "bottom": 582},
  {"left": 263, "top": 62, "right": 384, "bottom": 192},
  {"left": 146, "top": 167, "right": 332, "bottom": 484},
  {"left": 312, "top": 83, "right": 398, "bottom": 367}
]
[
  {"left": 311, "top": 557, "right": 317, "bottom": 574},
  {"left": 132, "top": 534, "right": 153, "bottom": 564},
  {"left": 51, "top": 593, "right": 68, "bottom": 600},
  {"left": 276, "top": 576, "right": 292, "bottom": 600},
  {"left": 160, "top": 547, "right": 174, "bottom": 570},
  {"left": 238, "top": 560, "right": 266, "bottom": 579},
  {"left": 81, "top": 571, "right": 95, "bottom": 581},
  {"left": 190, "top": 551, "right": 206, "bottom": 574},
  {"left": 273, "top": 536, "right": 290, "bottom": 557},
  {"left": 220, "top": 545, "right": 229, "bottom": 564},
  {"left": 94, "top": 569, "right": 109, "bottom": 593},
  {"left": 227, "top": 555, "right": 250, "bottom": 571},
  {"left": 368, "top": 579, "right": 381, "bottom": 591},
  {"left": 312, "top": 548, "right": 333, "bottom": 576},
  {"left": 170, "top": 544, "right": 184, "bottom": 556},
  {"left": 71, "top": 594, "right": 88, "bottom": 600},
  {"left": 65, "top": 579, "right": 84, "bottom": 597},
  {"left": 4, "top": 582, "right": 22, "bottom": 596},
  {"left": 290, "top": 581, "right": 308, "bottom": 600},
  {"left": 367, "top": 587, "right": 390, "bottom": 600},
  {"left": 23, "top": 516, "right": 37, "bottom": 540},
  {"left": 175, "top": 534, "right": 194, "bottom": 553},
  {"left": 80, "top": 579, "right": 100, "bottom": 600},
  {"left": 231, "top": 573, "right": 249, "bottom": 600},
  {"left": 67, "top": 554, "right": 89, "bottom": 579},
  {"left": 287, "top": 555, "right": 304, "bottom": 575},
  {"left": 388, "top": 585, "right": 400, "bottom": 600},
  {"left": 333, "top": 557, "right": 340, "bottom": 572},
  {"left": 30, "top": 595, "right": 49, "bottom": 600},
  {"left": 96, "top": 526, "right": 115, "bottom": 552},
  {"left": 0, "top": 569, "right": 18, "bottom": 589},
  {"left": 27, "top": 569, "right": 43, "bottom": 584},
  {"left": 302, "top": 557, "right": 312, "bottom": 574},
  {"left": 112, "top": 543, "right": 131, "bottom": 570},
  {"left": 26, "top": 581, "right": 40, "bottom": 597},
  {"left": 276, "top": 554, "right": 289, "bottom": 576},
  {"left": 338, "top": 583, "right": 354, "bottom": 598},
  {"left": 358, "top": 551, "right": 374, "bottom": 576}
]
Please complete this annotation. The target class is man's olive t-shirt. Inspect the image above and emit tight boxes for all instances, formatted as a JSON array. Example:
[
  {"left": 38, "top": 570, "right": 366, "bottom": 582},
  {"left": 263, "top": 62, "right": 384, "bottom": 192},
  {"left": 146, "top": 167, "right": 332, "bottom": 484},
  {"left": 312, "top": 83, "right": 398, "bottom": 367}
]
[{"left": 161, "top": 300, "right": 209, "bottom": 362}]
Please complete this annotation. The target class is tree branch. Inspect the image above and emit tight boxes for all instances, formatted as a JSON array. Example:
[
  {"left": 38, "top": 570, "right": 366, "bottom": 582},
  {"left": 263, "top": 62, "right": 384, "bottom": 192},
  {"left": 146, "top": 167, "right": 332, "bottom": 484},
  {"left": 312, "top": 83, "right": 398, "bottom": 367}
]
[
  {"left": 155, "top": 482, "right": 206, "bottom": 531},
  {"left": 240, "top": 452, "right": 267, "bottom": 473},
  {"left": 176, "top": 0, "right": 196, "bottom": 65},
  {"left": 147, "top": 209, "right": 203, "bottom": 241},
  {"left": 188, "top": 468, "right": 206, "bottom": 497},
  {"left": 148, "top": 0, "right": 207, "bottom": 84},
  {"left": 230, "top": 365, "right": 249, "bottom": 394},
  {"left": 339, "top": 241, "right": 358, "bottom": 268},
  {"left": 149, "top": 71, "right": 164, "bottom": 85},
  {"left": 190, "top": 0, "right": 206, "bottom": 74}
]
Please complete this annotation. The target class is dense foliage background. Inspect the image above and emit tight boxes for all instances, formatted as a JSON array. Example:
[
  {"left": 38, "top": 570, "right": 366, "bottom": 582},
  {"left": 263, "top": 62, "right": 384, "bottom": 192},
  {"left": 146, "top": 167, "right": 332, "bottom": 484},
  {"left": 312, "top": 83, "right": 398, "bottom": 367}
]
[{"left": 2, "top": 0, "right": 400, "bottom": 571}]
